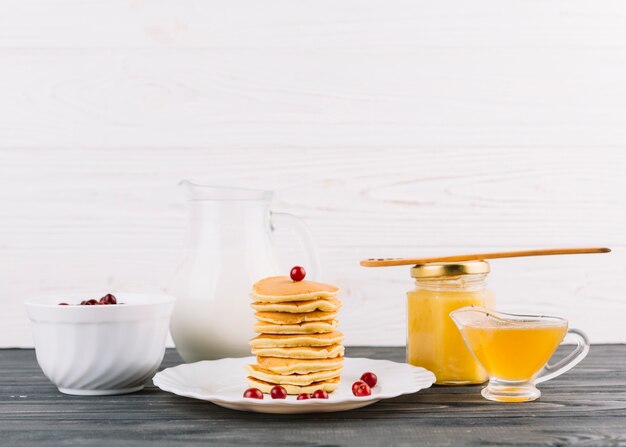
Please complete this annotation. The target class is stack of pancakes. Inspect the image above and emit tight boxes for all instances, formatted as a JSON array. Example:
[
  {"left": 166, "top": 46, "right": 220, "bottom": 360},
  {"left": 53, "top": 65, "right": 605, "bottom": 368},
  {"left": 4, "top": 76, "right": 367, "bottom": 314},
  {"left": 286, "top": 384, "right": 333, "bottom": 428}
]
[{"left": 246, "top": 276, "right": 344, "bottom": 394}]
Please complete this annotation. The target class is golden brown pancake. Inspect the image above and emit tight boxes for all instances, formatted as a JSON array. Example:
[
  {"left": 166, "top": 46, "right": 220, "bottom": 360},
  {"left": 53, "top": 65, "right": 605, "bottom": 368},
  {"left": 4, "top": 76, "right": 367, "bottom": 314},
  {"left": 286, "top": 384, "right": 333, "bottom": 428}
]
[
  {"left": 255, "top": 310, "right": 337, "bottom": 325},
  {"left": 245, "top": 364, "right": 343, "bottom": 386},
  {"left": 251, "top": 343, "right": 344, "bottom": 359},
  {"left": 249, "top": 331, "right": 345, "bottom": 348},
  {"left": 251, "top": 297, "right": 342, "bottom": 314},
  {"left": 256, "top": 356, "right": 343, "bottom": 374},
  {"left": 246, "top": 376, "right": 340, "bottom": 395},
  {"left": 246, "top": 275, "right": 344, "bottom": 395},
  {"left": 251, "top": 276, "right": 339, "bottom": 303},
  {"left": 253, "top": 319, "right": 338, "bottom": 335}
]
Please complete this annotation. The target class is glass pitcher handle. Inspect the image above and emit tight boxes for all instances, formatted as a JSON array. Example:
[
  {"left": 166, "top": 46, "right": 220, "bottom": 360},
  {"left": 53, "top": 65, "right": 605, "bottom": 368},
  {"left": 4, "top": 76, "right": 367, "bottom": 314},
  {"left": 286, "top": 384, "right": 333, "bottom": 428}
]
[
  {"left": 270, "top": 212, "right": 321, "bottom": 279},
  {"left": 535, "top": 328, "right": 590, "bottom": 384}
]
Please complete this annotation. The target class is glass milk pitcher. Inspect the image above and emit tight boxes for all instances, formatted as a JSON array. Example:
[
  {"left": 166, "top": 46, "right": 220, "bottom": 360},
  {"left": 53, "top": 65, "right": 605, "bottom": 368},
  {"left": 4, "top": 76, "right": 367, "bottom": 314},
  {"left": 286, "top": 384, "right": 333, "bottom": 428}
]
[{"left": 170, "top": 181, "right": 319, "bottom": 362}]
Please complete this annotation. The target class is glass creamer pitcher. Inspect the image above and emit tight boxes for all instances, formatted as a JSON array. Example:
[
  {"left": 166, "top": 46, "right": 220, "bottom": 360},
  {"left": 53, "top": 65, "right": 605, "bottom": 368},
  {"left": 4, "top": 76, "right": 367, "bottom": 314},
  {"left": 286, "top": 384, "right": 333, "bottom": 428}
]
[
  {"left": 170, "top": 182, "right": 319, "bottom": 362},
  {"left": 450, "top": 307, "right": 589, "bottom": 402}
]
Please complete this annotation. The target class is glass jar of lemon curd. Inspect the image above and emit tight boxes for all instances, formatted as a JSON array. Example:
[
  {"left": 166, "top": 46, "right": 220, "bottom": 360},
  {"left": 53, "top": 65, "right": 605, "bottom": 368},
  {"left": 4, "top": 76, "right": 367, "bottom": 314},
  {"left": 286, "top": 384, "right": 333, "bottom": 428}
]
[{"left": 407, "top": 261, "right": 493, "bottom": 385}]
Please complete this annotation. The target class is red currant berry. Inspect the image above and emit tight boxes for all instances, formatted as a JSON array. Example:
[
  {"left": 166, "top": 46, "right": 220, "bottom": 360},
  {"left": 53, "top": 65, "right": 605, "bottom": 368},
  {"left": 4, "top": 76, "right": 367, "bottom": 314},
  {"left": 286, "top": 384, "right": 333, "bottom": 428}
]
[
  {"left": 58, "top": 302, "right": 69, "bottom": 306},
  {"left": 311, "top": 389, "right": 328, "bottom": 399},
  {"left": 296, "top": 393, "right": 310, "bottom": 400},
  {"left": 290, "top": 266, "right": 306, "bottom": 282},
  {"left": 99, "top": 294, "right": 117, "bottom": 305},
  {"left": 352, "top": 380, "right": 371, "bottom": 397},
  {"left": 243, "top": 388, "right": 264, "bottom": 399},
  {"left": 270, "top": 385, "right": 287, "bottom": 399},
  {"left": 360, "top": 372, "right": 378, "bottom": 388},
  {"left": 82, "top": 299, "right": 98, "bottom": 306}
]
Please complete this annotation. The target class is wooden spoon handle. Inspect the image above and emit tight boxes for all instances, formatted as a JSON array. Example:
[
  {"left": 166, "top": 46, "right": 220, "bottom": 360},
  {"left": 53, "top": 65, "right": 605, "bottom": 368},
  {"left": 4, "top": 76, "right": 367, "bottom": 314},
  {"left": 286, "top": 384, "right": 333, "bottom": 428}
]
[{"left": 360, "top": 247, "right": 611, "bottom": 267}]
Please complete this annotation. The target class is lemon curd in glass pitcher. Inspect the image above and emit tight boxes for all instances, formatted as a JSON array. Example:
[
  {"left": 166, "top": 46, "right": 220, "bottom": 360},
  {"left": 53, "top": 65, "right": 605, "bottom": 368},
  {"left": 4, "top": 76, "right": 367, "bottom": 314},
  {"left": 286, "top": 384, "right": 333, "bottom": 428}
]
[
  {"left": 459, "top": 320, "right": 567, "bottom": 381},
  {"left": 451, "top": 307, "right": 589, "bottom": 402},
  {"left": 407, "top": 261, "right": 493, "bottom": 385}
]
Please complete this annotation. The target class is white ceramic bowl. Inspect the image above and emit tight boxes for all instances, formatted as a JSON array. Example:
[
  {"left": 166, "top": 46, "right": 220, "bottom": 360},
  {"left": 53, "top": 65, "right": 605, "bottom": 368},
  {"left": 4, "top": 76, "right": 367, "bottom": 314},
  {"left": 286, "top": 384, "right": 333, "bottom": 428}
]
[{"left": 25, "top": 293, "right": 176, "bottom": 396}]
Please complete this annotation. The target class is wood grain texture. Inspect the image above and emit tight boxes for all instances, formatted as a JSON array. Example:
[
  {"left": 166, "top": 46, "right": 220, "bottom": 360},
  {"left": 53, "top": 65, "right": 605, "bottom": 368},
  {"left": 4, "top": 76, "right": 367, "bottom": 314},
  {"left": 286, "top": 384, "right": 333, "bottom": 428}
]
[
  {"left": 1, "top": 1, "right": 626, "bottom": 346},
  {"left": 1, "top": 148, "right": 624, "bottom": 346},
  {"left": 0, "top": 347, "right": 624, "bottom": 446}
]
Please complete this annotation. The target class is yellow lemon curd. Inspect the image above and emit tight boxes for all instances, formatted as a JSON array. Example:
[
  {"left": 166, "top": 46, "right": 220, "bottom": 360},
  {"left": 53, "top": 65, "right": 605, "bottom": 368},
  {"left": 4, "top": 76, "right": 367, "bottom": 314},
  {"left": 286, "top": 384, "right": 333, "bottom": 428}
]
[
  {"left": 458, "top": 322, "right": 567, "bottom": 381},
  {"left": 407, "top": 287, "right": 492, "bottom": 385}
]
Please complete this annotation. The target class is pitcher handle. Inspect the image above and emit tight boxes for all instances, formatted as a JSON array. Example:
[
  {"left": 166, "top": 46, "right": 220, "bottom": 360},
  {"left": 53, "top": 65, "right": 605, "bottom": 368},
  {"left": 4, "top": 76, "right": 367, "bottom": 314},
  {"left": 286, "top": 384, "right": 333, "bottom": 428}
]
[
  {"left": 270, "top": 212, "right": 321, "bottom": 279},
  {"left": 535, "top": 328, "right": 590, "bottom": 384}
]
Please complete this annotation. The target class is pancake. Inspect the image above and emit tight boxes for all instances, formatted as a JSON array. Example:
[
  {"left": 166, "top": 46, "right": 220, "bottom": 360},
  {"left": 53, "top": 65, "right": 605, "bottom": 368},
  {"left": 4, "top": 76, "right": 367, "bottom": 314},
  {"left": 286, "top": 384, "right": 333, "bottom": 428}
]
[
  {"left": 255, "top": 310, "right": 337, "bottom": 325},
  {"left": 251, "top": 343, "right": 344, "bottom": 359},
  {"left": 256, "top": 356, "right": 343, "bottom": 374},
  {"left": 249, "top": 331, "right": 345, "bottom": 348},
  {"left": 247, "top": 376, "right": 340, "bottom": 395},
  {"left": 251, "top": 297, "right": 341, "bottom": 314},
  {"left": 251, "top": 276, "right": 339, "bottom": 303},
  {"left": 245, "top": 364, "right": 343, "bottom": 386},
  {"left": 254, "top": 319, "right": 338, "bottom": 335}
]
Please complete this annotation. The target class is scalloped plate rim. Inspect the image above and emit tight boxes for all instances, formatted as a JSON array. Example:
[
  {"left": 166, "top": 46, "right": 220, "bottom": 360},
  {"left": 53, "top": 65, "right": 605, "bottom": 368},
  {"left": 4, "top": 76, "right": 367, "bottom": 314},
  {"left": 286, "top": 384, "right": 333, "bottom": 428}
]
[{"left": 153, "top": 356, "right": 435, "bottom": 413}]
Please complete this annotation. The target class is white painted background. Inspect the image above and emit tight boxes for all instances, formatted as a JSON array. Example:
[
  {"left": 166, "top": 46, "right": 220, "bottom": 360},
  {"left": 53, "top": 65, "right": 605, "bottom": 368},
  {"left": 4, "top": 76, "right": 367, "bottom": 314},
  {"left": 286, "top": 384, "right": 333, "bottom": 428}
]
[{"left": 1, "top": 0, "right": 625, "bottom": 347}]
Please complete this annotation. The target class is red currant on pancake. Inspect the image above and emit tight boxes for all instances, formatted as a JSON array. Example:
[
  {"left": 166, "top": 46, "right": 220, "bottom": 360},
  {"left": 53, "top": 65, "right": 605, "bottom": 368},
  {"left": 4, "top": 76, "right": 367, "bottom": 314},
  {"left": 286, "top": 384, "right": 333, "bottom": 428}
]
[
  {"left": 290, "top": 266, "right": 306, "bottom": 282},
  {"left": 360, "top": 372, "right": 378, "bottom": 388},
  {"left": 296, "top": 393, "right": 310, "bottom": 400},
  {"left": 352, "top": 380, "right": 371, "bottom": 397},
  {"left": 243, "top": 388, "right": 264, "bottom": 399},
  {"left": 270, "top": 385, "right": 287, "bottom": 399}
]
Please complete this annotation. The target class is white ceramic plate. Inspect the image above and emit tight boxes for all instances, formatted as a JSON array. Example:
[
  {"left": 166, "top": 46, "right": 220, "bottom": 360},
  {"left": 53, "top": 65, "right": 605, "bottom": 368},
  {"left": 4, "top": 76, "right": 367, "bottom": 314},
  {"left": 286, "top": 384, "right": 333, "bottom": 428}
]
[{"left": 153, "top": 356, "right": 435, "bottom": 414}]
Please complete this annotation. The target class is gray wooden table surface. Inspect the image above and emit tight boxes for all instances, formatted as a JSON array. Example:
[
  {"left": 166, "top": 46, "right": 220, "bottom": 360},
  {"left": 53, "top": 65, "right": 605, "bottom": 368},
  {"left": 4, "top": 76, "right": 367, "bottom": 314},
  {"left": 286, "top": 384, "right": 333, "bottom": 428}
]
[{"left": 1, "top": 346, "right": 624, "bottom": 446}]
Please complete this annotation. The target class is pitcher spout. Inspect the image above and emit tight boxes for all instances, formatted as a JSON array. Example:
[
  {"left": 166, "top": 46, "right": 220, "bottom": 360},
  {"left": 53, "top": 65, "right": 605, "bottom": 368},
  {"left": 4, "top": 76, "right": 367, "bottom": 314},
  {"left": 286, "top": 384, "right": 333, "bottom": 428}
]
[
  {"left": 449, "top": 306, "right": 494, "bottom": 329},
  {"left": 450, "top": 306, "right": 568, "bottom": 330},
  {"left": 179, "top": 180, "right": 273, "bottom": 202}
]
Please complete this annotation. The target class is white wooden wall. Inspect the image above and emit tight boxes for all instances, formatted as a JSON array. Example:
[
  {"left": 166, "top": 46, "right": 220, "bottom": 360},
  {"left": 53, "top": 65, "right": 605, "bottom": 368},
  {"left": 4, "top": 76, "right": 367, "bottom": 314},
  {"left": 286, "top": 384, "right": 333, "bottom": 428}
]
[{"left": 1, "top": 0, "right": 625, "bottom": 347}]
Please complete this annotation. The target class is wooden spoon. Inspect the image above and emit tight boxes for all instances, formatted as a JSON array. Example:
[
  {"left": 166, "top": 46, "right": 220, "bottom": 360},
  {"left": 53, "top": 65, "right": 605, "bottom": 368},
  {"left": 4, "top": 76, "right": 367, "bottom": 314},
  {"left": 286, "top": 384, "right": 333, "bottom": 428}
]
[{"left": 360, "top": 247, "right": 611, "bottom": 267}]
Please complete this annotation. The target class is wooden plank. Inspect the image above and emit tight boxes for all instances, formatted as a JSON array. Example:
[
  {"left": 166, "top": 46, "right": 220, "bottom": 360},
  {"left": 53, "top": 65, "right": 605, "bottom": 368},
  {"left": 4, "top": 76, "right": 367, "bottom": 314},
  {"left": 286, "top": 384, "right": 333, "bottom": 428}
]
[
  {"left": 0, "top": 49, "right": 626, "bottom": 148},
  {"left": 1, "top": 148, "right": 624, "bottom": 346},
  {"left": 1, "top": 0, "right": 626, "bottom": 49},
  {"left": 0, "top": 347, "right": 624, "bottom": 446},
  {"left": 1, "top": 0, "right": 625, "bottom": 347}
]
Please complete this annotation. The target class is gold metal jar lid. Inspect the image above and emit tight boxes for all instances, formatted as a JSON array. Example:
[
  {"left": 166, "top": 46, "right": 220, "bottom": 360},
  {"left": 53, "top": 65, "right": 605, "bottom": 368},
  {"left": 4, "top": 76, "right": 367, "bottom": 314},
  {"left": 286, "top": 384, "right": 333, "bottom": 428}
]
[{"left": 411, "top": 260, "right": 490, "bottom": 279}]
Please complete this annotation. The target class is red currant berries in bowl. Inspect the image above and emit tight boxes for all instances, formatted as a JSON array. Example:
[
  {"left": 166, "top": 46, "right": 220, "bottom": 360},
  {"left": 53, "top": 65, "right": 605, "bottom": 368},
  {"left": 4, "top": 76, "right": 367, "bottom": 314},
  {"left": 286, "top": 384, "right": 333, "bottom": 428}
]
[
  {"left": 352, "top": 380, "right": 372, "bottom": 397},
  {"left": 270, "top": 385, "right": 287, "bottom": 399},
  {"left": 290, "top": 266, "right": 306, "bottom": 282},
  {"left": 25, "top": 292, "right": 176, "bottom": 395},
  {"left": 243, "top": 388, "right": 264, "bottom": 399},
  {"left": 99, "top": 294, "right": 117, "bottom": 305},
  {"left": 59, "top": 293, "right": 121, "bottom": 306}
]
